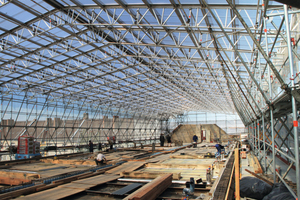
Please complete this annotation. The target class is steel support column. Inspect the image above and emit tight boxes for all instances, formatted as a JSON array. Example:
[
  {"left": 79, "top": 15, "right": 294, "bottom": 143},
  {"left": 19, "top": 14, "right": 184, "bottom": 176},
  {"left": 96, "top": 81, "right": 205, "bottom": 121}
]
[{"left": 284, "top": 5, "right": 300, "bottom": 199}]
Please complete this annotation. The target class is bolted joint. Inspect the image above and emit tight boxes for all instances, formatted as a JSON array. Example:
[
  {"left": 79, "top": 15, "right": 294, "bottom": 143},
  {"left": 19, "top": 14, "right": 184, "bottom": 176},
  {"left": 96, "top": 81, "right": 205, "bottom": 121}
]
[
  {"left": 285, "top": 87, "right": 291, "bottom": 95},
  {"left": 281, "top": 84, "right": 289, "bottom": 90},
  {"left": 266, "top": 100, "right": 274, "bottom": 110},
  {"left": 269, "top": 103, "right": 275, "bottom": 111}
]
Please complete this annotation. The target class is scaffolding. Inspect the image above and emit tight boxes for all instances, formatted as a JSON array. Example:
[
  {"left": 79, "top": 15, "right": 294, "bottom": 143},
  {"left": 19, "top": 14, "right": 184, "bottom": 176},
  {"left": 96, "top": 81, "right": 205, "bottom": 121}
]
[{"left": 0, "top": 0, "right": 299, "bottom": 198}]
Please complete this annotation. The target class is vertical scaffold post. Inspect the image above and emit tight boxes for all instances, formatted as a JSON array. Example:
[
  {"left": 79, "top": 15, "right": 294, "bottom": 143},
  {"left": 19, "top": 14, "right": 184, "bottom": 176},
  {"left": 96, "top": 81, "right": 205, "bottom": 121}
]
[
  {"left": 284, "top": 5, "right": 300, "bottom": 199},
  {"left": 235, "top": 148, "right": 240, "bottom": 200}
]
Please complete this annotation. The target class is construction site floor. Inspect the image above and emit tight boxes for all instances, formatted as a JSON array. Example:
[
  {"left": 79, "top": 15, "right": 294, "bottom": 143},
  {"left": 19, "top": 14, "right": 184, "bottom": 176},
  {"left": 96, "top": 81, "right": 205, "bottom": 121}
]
[{"left": 0, "top": 142, "right": 235, "bottom": 200}]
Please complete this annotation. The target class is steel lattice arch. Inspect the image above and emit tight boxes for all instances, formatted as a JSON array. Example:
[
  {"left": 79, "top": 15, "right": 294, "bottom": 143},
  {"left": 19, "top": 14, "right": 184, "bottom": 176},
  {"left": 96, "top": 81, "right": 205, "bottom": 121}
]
[{"left": 0, "top": 0, "right": 299, "bottom": 199}]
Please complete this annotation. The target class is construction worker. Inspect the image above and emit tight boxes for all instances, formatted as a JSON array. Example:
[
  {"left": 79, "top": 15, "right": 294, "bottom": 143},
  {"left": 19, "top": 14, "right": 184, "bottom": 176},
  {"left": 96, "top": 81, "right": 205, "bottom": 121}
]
[
  {"left": 108, "top": 138, "right": 113, "bottom": 149},
  {"left": 94, "top": 153, "right": 107, "bottom": 166},
  {"left": 215, "top": 144, "right": 222, "bottom": 155},
  {"left": 192, "top": 134, "right": 198, "bottom": 143},
  {"left": 192, "top": 134, "right": 198, "bottom": 148},
  {"left": 88, "top": 140, "right": 93, "bottom": 153},
  {"left": 160, "top": 133, "right": 165, "bottom": 147},
  {"left": 166, "top": 134, "right": 172, "bottom": 147},
  {"left": 98, "top": 143, "right": 102, "bottom": 151},
  {"left": 220, "top": 144, "right": 225, "bottom": 154}
]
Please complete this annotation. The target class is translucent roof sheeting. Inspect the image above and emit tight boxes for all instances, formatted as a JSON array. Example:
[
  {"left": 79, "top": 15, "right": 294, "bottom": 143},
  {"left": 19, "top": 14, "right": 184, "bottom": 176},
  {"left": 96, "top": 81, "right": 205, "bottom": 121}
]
[{"left": 0, "top": 0, "right": 294, "bottom": 121}]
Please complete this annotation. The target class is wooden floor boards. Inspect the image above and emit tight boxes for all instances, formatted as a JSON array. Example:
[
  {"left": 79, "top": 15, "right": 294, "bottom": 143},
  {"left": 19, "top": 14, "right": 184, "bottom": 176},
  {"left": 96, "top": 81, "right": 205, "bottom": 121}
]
[
  {"left": 17, "top": 174, "right": 120, "bottom": 200},
  {"left": 105, "top": 161, "right": 145, "bottom": 175}
]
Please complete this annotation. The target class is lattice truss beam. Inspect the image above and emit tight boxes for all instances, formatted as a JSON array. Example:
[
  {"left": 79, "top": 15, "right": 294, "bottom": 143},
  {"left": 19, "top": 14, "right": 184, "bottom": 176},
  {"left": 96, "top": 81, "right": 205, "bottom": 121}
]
[
  {"left": 0, "top": 0, "right": 293, "bottom": 117},
  {"left": 217, "top": 2, "right": 300, "bottom": 125}
]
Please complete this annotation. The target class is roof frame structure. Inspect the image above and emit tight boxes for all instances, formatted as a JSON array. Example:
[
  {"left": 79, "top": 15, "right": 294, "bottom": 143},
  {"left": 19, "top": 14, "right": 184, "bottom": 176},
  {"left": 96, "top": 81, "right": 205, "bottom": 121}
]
[
  {"left": 0, "top": 0, "right": 298, "bottom": 120},
  {"left": 0, "top": 1, "right": 299, "bottom": 198}
]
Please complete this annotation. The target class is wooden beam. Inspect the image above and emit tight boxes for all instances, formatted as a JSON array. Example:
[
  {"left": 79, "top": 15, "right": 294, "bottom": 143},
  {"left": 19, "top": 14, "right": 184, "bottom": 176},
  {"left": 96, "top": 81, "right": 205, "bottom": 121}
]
[
  {"left": 0, "top": 152, "right": 90, "bottom": 166},
  {"left": 169, "top": 155, "right": 204, "bottom": 159},
  {"left": 35, "top": 182, "right": 62, "bottom": 192},
  {"left": 244, "top": 169, "right": 273, "bottom": 186},
  {"left": 0, "top": 170, "right": 40, "bottom": 186},
  {"left": 36, "top": 165, "right": 116, "bottom": 192},
  {"left": 0, "top": 170, "right": 40, "bottom": 179},
  {"left": 0, "top": 177, "right": 32, "bottom": 185},
  {"left": 235, "top": 148, "right": 240, "bottom": 200},
  {"left": 253, "top": 155, "right": 263, "bottom": 174},
  {"left": 145, "top": 163, "right": 210, "bottom": 169},
  {"left": 265, "top": 133, "right": 272, "bottom": 143},
  {"left": 208, "top": 173, "right": 221, "bottom": 197},
  {"left": 52, "top": 172, "right": 94, "bottom": 185},
  {"left": 124, "top": 174, "right": 172, "bottom": 200},
  {"left": 120, "top": 171, "right": 181, "bottom": 180},
  {"left": 270, "top": 133, "right": 278, "bottom": 145}
]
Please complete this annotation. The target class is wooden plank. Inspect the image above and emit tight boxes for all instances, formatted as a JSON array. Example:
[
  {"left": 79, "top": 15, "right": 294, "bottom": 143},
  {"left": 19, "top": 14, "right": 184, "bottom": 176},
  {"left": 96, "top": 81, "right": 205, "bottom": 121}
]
[
  {"left": 162, "top": 157, "right": 211, "bottom": 165},
  {"left": 17, "top": 187, "right": 85, "bottom": 200},
  {"left": 3, "top": 160, "right": 41, "bottom": 166},
  {"left": 0, "top": 169, "right": 41, "bottom": 180},
  {"left": 253, "top": 155, "right": 263, "bottom": 173},
  {"left": 54, "top": 166, "right": 116, "bottom": 185},
  {"left": 41, "top": 155, "right": 119, "bottom": 166},
  {"left": 105, "top": 161, "right": 145, "bottom": 175},
  {"left": 120, "top": 171, "right": 181, "bottom": 180},
  {"left": 73, "top": 174, "right": 120, "bottom": 185},
  {"left": 52, "top": 171, "right": 94, "bottom": 184},
  {"left": 18, "top": 174, "right": 120, "bottom": 200},
  {"left": 40, "top": 159, "right": 96, "bottom": 166},
  {"left": 146, "top": 163, "right": 210, "bottom": 169},
  {"left": 124, "top": 174, "right": 172, "bottom": 200},
  {"left": 0, "top": 184, "right": 45, "bottom": 200},
  {"left": 59, "top": 182, "right": 95, "bottom": 190},
  {"left": 36, "top": 166, "right": 117, "bottom": 192},
  {"left": 235, "top": 148, "right": 240, "bottom": 200},
  {"left": 146, "top": 154, "right": 170, "bottom": 163},
  {"left": 0, "top": 177, "right": 32, "bottom": 185},
  {"left": 169, "top": 155, "right": 204, "bottom": 159},
  {"left": 208, "top": 169, "right": 222, "bottom": 196},
  {"left": 35, "top": 182, "right": 62, "bottom": 192},
  {"left": 10, "top": 163, "right": 60, "bottom": 171},
  {"left": 37, "top": 168, "right": 90, "bottom": 178}
]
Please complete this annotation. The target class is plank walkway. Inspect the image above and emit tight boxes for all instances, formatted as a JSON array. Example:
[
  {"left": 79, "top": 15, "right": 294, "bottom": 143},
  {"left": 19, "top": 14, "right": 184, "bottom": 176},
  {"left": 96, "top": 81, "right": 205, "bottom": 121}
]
[
  {"left": 146, "top": 163, "right": 210, "bottom": 169},
  {"left": 105, "top": 161, "right": 145, "bottom": 175},
  {"left": 17, "top": 174, "right": 120, "bottom": 200}
]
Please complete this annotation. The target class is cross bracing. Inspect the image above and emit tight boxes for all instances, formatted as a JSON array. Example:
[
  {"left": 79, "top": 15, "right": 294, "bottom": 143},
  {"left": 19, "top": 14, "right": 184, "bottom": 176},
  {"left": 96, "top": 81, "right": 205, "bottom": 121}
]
[
  {"left": 0, "top": 0, "right": 300, "bottom": 198},
  {"left": 0, "top": 0, "right": 298, "bottom": 122},
  {"left": 0, "top": 0, "right": 278, "bottom": 116}
]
